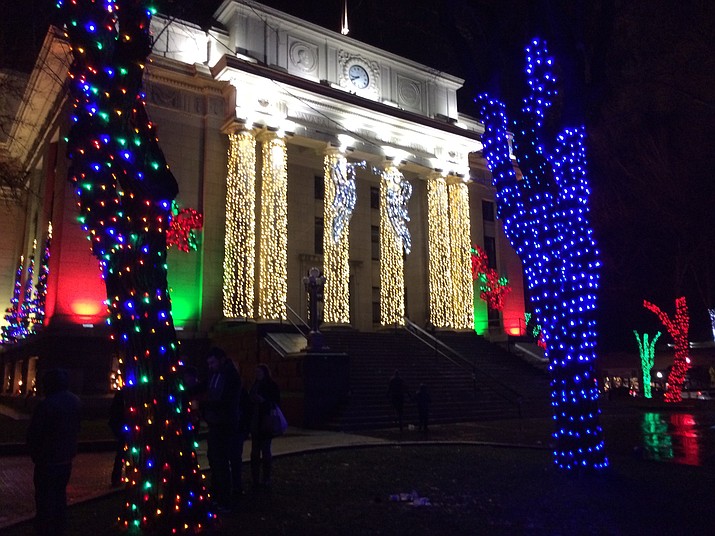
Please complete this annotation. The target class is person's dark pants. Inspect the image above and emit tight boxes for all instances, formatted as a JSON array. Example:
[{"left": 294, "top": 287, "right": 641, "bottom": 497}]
[
  {"left": 34, "top": 463, "right": 72, "bottom": 535},
  {"left": 250, "top": 435, "right": 273, "bottom": 488},
  {"left": 207, "top": 427, "right": 231, "bottom": 506},
  {"left": 418, "top": 410, "right": 429, "bottom": 433},
  {"left": 111, "top": 439, "right": 124, "bottom": 486},
  {"left": 391, "top": 399, "right": 404, "bottom": 431},
  {"left": 229, "top": 432, "right": 246, "bottom": 494},
  {"left": 208, "top": 427, "right": 244, "bottom": 505}
]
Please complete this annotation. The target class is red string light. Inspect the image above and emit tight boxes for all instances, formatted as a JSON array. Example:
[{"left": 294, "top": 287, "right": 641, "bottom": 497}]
[{"left": 643, "top": 297, "right": 690, "bottom": 403}]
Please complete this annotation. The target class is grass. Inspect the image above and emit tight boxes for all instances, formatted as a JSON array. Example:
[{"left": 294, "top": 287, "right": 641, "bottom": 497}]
[{"left": 1, "top": 441, "right": 712, "bottom": 536}]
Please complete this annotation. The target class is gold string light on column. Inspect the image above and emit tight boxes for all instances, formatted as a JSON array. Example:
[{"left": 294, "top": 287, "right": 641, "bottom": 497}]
[
  {"left": 323, "top": 148, "right": 351, "bottom": 324},
  {"left": 223, "top": 130, "right": 257, "bottom": 318},
  {"left": 380, "top": 163, "right": 408, "bottom": 326},
  {"left": 426, "top": 173, "right": 453, "bottom": 328},
  {"left": 258, "top": 134, "right": 288, "bottom": 320},
  {"left": 448, "top": 179, "right": 474, "bottom": 329}
]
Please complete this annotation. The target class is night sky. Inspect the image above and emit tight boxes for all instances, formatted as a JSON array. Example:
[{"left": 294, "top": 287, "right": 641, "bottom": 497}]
[{"left": 1, "top": 0, "right": 714, "bottom": 351}]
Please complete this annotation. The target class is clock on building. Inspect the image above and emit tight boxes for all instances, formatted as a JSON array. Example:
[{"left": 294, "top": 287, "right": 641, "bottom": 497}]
[{"left": 348, "top": 64, "right": 370, "bottom": 89}]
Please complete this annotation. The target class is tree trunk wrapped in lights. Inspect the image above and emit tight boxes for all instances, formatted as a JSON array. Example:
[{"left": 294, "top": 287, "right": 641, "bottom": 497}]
[
  {"left": 643, "top": 297, "right": 690, "bottom": 403},
  {"left": 634, "top": 330, "right": 661, "bottom": 399},
  {"left": 479, "top": 38, "right": 607, "bottom": 471},
  {"left": 57, "top": 0, "right": 213, "bottom": 532}
]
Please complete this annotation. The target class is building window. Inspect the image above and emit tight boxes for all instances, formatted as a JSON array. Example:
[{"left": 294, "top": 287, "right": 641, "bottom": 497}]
[
  {"left": 372, "top": 287, "right": 380, "bottom": 324},
  {"left": 482, "top": 200, "right": 495, "bottom": 222},
  {"left": 484, "top": 235, "right": 497, "bottom": 269},
  {"left": 314, "top": 175, "right": 324, "bottom": 200},
  {"left": 371, "top": 225, "right": 380, "bottom": 260},
  {"left": 370, "top": 186, "right": 380, "bottom": 209},
  {"left": 315, "top": 217, "right": 324, "bottom": 254}
]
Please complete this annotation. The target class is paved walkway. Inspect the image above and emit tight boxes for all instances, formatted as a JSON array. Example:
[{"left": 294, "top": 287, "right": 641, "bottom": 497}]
[{"left": 0, "top": 428, "right": 390, "bottom": 531}]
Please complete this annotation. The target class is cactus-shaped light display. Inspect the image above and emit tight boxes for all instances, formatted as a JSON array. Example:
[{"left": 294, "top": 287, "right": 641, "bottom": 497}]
[{"left": 634, "top": 330, "right": 661, "bottom": 399}]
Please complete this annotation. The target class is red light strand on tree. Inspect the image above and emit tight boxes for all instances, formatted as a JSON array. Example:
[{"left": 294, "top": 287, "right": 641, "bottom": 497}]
[{"left": 643, "top": 297, "right": 690, "bottom": 403}]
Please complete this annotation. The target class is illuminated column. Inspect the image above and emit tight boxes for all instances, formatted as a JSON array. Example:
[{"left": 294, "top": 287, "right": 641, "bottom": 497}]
[
  {"left": 426, "top": 173, "right": 453, "bottom": 327},
  {"left": 223, "top": 130, "right": 257, "bottom": 318},
  {"left": 323, "top": 147, "right": 351, "bottom": 324},
  {"left": 257, "top": 133, "right": 288, "bottom": 320},
  {"left": 447, "top": 178, "right": 474, "bottom": 329},
  {"left": 380, "top": 163, "right": 411, "bottom": 326}
]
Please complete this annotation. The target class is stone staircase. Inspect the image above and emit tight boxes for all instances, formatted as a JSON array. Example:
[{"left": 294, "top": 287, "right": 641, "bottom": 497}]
[{"left": 319, "top": 328, "right": 551, "bottom": 431}]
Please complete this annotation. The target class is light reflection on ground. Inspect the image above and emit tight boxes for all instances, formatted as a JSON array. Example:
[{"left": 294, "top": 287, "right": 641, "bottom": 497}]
[{"left": 640, "top": 412, "right": 704, "bottom": 465}]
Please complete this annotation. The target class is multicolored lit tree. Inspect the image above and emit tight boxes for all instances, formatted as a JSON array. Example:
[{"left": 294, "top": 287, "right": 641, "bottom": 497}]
[
  {"left": 633, "top": 330, "right": 661, "bottom": 399},
  {"left": 18, "top": 243, "right": 36, "bottom": 338},
  {"left": 167, "top": 203, "right": 203, "bottom": 252},
  {"left": 470, "top": 245, "right": 512, "bottom": 310},
  {"left": 643, "top": 297, "right": 690, "bottom": 403},
  {"left": 1, "top": 256, "right": 24, "bottom": 344},
  {"left": 31, "top": 223, "right": 52, "bottom": 328},
  {"left": 57, "top": 0, "right": 213, "bottom": 532},
  {"left": 479, "top": 38, "right": 607, "bottom": 470}
]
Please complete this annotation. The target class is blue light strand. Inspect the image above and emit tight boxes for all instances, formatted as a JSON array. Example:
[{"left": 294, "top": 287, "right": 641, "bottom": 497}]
[{"left": 478, "top": 37, "right": 608, "bottom": 471}]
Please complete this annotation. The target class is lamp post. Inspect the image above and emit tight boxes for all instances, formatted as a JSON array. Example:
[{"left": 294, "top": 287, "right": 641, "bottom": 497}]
[{"left": 303, "top": 267, "right": 326, "bottom": 352}]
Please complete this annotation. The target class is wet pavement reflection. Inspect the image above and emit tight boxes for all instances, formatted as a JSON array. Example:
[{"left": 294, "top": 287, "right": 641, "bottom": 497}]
[{"left": 640, "top": 411, "right": 712, "bottom": 466}]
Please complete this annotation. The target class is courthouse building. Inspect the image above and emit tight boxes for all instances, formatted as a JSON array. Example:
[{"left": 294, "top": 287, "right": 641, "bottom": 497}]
[{"left": 0, "top": 1, "right": 525, "bottom": 397}]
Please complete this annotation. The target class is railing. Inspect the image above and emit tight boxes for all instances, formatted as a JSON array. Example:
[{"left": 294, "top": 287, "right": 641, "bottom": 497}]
[
  {"left": 282, "top": 302, "right": 310, "bottom": 338},
  {"left": 404, "top": 317, "right": 523, "bottom": 418}
]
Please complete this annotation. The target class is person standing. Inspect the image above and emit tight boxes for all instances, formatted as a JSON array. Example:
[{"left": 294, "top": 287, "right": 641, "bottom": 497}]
[
  {"left": 415, "top": 383, "right": 431, "bottom": 434},
  {"left": 387, "top": 369, "right": 406, "bottom": 432},
  {"left": 26, "top": 368, "right": 81, "bottom": 536},
  {"left": 107, "top": 388, "right": 125, "bottom": 487},
  {"left": 202, "top": 347, "right": 244, "bottom": 511},
  {"left": 249, "top": 363, "right": 281, "bottom": 490}
]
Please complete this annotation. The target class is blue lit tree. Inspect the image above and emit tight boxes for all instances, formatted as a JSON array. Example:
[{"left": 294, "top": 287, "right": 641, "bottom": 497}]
[
  {"left": 31, "top": 224, "right": 52, "bottom": 329},
  {"left": 18, "top": 246, "right": 36, "bottom": 338},
  {"left": 1, "top": 256, "right": 24, "bottom": 344},
  {"left": 479, "top": 39, "right": 608, "bottom": 470},
  {"left": 57, "top": 0, "right": 213, "bottom": 532}
]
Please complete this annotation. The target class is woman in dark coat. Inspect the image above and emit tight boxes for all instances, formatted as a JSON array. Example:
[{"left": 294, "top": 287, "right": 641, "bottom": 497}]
[{"left": 249, "top": 363, "right": 281, "bottom": 489}]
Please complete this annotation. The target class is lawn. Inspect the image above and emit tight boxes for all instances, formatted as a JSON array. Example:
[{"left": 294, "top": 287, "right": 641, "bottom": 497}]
[{"left": 2, "top": 442, "right": 712, "bottom": 535}]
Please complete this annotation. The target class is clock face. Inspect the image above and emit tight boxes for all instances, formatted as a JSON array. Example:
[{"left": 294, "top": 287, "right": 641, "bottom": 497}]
[{"left": 348, "top": 64, "right": 370, "bottom": 89}]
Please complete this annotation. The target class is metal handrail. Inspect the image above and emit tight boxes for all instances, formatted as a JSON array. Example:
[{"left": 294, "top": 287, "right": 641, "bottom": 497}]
[
  {"left": 404, "top": 317, "right": 523, "bottom": 415},
  {"left": 282, "top": 302, "right": 310, "bottom": 338}
]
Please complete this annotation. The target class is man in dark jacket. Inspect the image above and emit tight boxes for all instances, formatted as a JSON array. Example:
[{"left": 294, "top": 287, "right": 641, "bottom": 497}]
[
  {"left": 26, "top": 368, "right": 81, "bottom": 536},
  {"left": 203, "top": 347, "right": 247, "bottom": 510}
]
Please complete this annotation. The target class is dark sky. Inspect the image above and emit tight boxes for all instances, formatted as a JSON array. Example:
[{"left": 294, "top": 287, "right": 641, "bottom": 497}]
[{"left": 2, "top": 0, "right": 714, "bottom": 350}]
